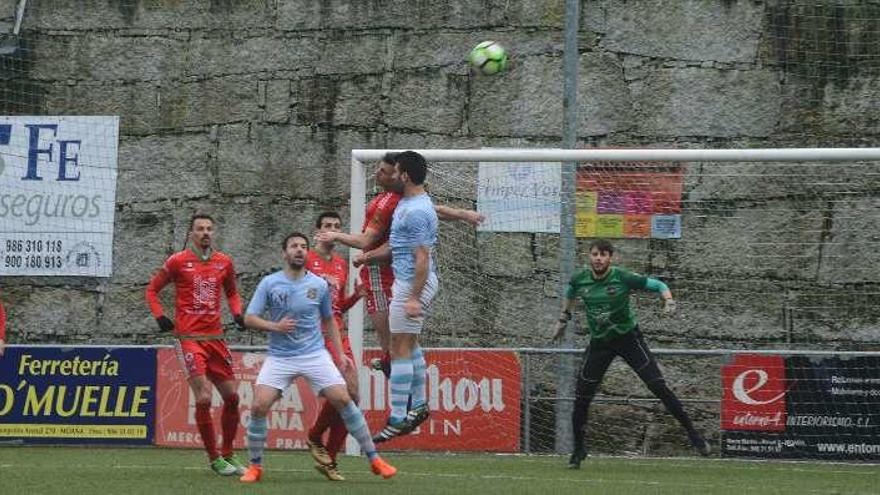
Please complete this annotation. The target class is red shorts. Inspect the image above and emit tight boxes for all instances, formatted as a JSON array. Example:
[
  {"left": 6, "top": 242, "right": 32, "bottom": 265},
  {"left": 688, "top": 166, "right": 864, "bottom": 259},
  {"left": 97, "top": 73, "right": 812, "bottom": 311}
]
[
  {"left": 359, "top": 264, "right": 394, "bottom": 315},
  {"left": 323, "top": 333, "right": 355, "bottom": 366},
  {"left": 174, "top": 339, "right": 235, "bottom": 382}
]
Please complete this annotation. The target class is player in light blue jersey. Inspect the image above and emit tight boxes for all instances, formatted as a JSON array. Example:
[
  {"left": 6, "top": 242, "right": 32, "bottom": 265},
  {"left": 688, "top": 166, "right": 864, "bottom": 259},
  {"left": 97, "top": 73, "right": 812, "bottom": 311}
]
[
  {"left": 238, "top": 232, "right": 396, "bottom": 483},
  {"left": 358, "top": 151, "right": 439, "bottom": 443}
]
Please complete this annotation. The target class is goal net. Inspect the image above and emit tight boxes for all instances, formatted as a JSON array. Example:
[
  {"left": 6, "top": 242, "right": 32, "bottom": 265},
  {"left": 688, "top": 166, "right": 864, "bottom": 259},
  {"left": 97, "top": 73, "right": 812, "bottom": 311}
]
[{"left": 350, "top": 148, "right": 880, "bottom": 460}]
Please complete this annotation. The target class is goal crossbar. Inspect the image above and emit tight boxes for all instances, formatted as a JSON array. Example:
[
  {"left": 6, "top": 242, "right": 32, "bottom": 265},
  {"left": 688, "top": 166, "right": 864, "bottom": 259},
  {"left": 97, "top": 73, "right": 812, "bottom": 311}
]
[{"left": 352, "top": 147, "right": 880, "bottom": 163}]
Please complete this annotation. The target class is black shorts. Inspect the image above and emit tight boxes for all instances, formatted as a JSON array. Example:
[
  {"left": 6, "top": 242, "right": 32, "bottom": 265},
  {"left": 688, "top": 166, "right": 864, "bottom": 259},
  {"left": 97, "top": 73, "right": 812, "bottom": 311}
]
[{"left": 576, "top": 326, "right": 665, "bottom": 388}]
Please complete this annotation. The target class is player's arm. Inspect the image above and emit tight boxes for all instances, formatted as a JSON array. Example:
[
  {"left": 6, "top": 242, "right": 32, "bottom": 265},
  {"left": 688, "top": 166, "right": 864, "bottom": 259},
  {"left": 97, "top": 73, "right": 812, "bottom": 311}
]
[
  {"left": 320, "top": 287, "right": 353, "bottom": 372},
  {"left": 0, "top": 299, "right": 6, "bottom": 357},
  {"left": 242, "top": 279, "right": 295, "bottom": 333},
  {"left": 621, "top": 270, "right": 675, "bottom": 314},
  {"left": 355, "top": 242, "right": 391, "bottom": 267},
  {"left": 316, "top": 227, "right": 383, "bottom": 251},
  {"left": 552, "top": 271, "right": 584, "bottom": 342},
  {"left": 222, "top": 261, "right": 246, "bottom": 330},
  {"left": 145, "top": 260, "right": 176, "bottom": 332},
  {"left": 644, "top": 278, "right": 675, "bottom": 314},
  {"left": 337, "top": 269, "right": 364, "bottom": 313},
  {"left": 405, "top": 244, "right": 431, "bottom": 318},
  {"left": 551, "top": 298, "right": 578, "bottom": 343},
  {"left": 435, "top": 204, "right": 485, "bottom": 226},
  {"left": 244, "top": 313, "right": 295, "bottom": 333},
  {"left": 338, "top": 287, "right": 363, "bottom": 313}
]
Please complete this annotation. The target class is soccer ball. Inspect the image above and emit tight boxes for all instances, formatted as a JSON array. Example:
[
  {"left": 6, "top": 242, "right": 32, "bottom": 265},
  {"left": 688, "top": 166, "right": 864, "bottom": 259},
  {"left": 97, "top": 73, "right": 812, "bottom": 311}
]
[{"left": 468, "top": 41, "right": 508, "bottom": 75}]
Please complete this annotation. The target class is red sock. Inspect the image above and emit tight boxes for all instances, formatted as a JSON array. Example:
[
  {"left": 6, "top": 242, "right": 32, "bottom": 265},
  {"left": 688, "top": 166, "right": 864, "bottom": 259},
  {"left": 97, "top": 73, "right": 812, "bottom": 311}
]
[
  {"left": 220, "top": 394, "right": 240, "bottom": 458},
  {"left": 326, "top": 412, "right": 348, "bottom": 461},
  {"left": 195, "top": 401, "right": 218, "bottom": 460},
  {"left": 308, "top": 400, "right": 336, "bottom": 442}
]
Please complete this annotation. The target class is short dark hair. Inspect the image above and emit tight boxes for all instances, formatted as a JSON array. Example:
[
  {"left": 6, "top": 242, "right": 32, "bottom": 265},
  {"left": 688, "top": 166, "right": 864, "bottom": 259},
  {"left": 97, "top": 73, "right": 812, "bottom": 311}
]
[
  {"left": 381, "top": 152, "right": 400, "bottom": 165},
  {"left": 281, "top": 232, "right": 310, "bottom": 250},
  {"left": 315, "top": 211, "right": 341, "bottom": 229},
  {"left": 189, "top": 212, "right": 215, "bottom": 231},
  {"left": 395, "top": 150, "right": 428, "bottom": 185},
  {"left": 588, "top": 239, "right": 614, "bottom": 255}
]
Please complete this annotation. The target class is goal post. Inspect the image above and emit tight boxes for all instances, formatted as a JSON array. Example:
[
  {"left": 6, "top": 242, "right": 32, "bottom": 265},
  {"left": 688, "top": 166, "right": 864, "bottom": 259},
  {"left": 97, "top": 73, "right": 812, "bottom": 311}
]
[{"left": 347, "top": 147, "right": 880, "bottom": 459}]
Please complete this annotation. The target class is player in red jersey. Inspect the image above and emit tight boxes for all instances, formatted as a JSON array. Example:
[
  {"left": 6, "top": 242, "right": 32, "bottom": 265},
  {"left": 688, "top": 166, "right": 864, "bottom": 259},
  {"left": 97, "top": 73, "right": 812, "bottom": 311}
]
[
  {"left": 145, "top": 213, "right": 247, "bottom": 476},
  {"left": 305, "top": 211, "right": 366, "bottom": 481},
  {"left": 0, "top": 297, "right": 7, "bottom": 357},
  {"left": 316, "top": 153, "right": 484, "bottom": 375}
]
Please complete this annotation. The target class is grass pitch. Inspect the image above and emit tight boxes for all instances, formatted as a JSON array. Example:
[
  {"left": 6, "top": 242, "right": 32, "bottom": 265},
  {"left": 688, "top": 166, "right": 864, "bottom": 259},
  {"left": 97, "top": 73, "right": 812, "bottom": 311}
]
[{"left": 0, "top": 447, "right": 875, "bottom": 494}]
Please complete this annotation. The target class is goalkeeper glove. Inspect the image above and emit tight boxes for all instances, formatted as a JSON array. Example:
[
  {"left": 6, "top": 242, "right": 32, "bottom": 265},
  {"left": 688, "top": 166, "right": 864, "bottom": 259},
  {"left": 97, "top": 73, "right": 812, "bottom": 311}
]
[
  {"left": 233, "top": 314, "right": 247, "bottom": 331},
  {"left": 663, "top": 299, "right": 677, "bottom": 315},
  {"left": 156, "top": 315, "right": 175, "bottom": 332}
]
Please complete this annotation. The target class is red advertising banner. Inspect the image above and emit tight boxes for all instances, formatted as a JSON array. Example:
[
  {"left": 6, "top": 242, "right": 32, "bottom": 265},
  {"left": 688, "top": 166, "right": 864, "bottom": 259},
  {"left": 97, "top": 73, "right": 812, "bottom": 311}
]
[
  {"left": 155, "top": 349, "right": 320, "bottom": 450},
  {"left": 155, "top": 348, "right": 521, "bottom": 452},
  {"left": 721, "top": 354, "right": 787, "bottom": 432},
  {"left": 361, "top": 349, "right": 521, "bottom": 452}
]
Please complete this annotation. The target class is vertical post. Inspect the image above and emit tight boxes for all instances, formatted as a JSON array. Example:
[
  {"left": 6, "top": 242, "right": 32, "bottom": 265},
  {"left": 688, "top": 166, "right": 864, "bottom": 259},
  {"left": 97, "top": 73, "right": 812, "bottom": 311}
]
[
  {"left": 555, "top": 0, "right": 580, "bottom": 455},
  {"left": 345, "top": 154, "right": 367, "bottom": 455},
  {"left": 523, "top": 352, "right": 532, "bottom": 454}
]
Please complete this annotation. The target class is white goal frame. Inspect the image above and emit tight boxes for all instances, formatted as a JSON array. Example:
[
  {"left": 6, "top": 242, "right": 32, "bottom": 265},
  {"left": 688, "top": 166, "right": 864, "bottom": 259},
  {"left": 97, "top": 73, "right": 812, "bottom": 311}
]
[
  {"left": 345, "top": 146, "right": 880, "bottom": 455},
  {"left": 348, "top": 146, "right": 880, "bottom": 365}
]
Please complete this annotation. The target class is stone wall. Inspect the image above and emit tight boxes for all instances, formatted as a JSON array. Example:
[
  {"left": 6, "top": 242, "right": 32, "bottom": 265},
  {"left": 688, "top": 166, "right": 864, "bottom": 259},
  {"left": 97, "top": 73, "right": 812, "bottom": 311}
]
[
  {"left": 1, "top": 0, "right": 876, "bottom": 347},
  {"left": 2, "top": 0, "right": 878, "bottom": 456}
]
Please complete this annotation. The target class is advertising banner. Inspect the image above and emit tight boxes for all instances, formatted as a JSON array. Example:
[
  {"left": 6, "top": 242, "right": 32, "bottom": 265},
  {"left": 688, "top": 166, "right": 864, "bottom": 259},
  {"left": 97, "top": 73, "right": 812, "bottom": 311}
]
[
  {"left": 477, "top": 161, "right": 561, "bottom": 233},
  {"left": 360, "top": 349, "right": 521, "bottom": 452},
  {"left": 0, "top": 346, "right": 156, "bottom": 444},
  {"left": 576, "top": 163, "right": 683, "bottom": 239},
  {"left": 476, "top": 159, "right": 684, "bottom": 239},
  {"left": 155, "top": 348, "right": 522, "bottom": 452},
  {"left": 154, "top": 348, "right": 320, "bottom": 450},
  {"left": 0, "top": 116, "right": 119, "bottom": 277},
  {"left": 721, "top": 354, "right": 880, "bottom": 460}
]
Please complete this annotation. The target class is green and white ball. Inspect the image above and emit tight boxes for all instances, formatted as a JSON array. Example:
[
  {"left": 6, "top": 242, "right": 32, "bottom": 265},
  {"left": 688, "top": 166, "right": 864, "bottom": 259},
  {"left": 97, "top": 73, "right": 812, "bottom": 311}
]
[{"left": 468, "top": 41, "right": 508, "bottom": 75}]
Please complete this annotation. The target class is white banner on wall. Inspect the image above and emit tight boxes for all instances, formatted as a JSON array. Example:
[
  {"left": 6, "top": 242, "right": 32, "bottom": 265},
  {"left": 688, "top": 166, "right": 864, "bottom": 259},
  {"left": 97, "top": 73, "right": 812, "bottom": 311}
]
[
  {"left": 477, "top": 161, "right": 561, "bottom": 233},
  {"left": 0, "top": 116, "right": 119, "bottom": 277}
]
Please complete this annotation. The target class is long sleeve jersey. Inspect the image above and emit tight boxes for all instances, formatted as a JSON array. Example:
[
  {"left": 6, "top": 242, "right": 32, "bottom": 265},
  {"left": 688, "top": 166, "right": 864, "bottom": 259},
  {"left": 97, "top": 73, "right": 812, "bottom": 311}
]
[{"left": 145, "top": 249, "right": 242, "bottom": 337}]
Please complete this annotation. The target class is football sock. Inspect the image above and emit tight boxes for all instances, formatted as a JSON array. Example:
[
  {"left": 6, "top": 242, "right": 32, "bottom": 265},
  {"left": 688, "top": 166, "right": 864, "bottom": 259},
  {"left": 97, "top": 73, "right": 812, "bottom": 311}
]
[
  {"left": 220, "top": 394, "right": 240, "bottom": 457},
  {"left": 195, "top": 401, "right": 219, "bottom": 460},
  {"left": 389, "top": 358, "right": 413, "bottom": 423},
  {"left": 246, "top": 415, "right": 268, "bottom": 465},
  {"left": 339, "top": 402, "right": 378, "bottom": 461},
  {"left": 410, "top": 346, "right": 427, "bottom": 408}
]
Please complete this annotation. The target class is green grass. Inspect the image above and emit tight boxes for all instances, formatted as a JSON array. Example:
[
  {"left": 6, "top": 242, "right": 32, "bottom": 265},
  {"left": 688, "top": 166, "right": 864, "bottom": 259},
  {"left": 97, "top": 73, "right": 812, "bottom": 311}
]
[{"left": 0, "top": 447, "right": 875, "bottom": 494}]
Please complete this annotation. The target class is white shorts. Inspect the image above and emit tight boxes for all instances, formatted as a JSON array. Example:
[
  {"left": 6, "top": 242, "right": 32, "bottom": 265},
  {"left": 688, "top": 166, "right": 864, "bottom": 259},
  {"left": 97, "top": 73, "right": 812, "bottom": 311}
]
[
  {"left": 255, "top": 350, "right": 345, "bottom": 394},
  {"left": 389, "top": 273, "right": 439, "bottom": 335}
]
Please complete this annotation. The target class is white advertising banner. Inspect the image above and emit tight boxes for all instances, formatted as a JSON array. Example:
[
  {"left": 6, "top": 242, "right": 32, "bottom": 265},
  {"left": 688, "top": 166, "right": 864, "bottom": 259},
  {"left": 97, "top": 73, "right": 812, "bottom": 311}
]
[
  {"left": 477, "top": 161, "right": 561, "bottom": 233},
  {"left": 0, "top": 116, "right": 119, "bottom": 276}
]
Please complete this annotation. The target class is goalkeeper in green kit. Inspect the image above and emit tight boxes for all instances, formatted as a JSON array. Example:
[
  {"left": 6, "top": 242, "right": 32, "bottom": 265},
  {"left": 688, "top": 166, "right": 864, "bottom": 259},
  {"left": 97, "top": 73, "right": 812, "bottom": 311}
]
[{"left": 552, "top": 239, "right": 710, "bottom": 469}]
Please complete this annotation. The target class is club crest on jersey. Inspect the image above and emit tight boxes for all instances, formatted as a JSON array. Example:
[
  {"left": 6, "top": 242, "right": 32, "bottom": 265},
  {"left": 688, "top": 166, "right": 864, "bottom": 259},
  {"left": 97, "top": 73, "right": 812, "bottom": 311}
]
[
  {"left": 307, "top": 288, "right": 318, "bottom": 300},
  {"left": 606, "top": 286, "right": 618, "bottom": 296},
  {"left": 271, "top": 291, "right": 288, "bottom": 306}
]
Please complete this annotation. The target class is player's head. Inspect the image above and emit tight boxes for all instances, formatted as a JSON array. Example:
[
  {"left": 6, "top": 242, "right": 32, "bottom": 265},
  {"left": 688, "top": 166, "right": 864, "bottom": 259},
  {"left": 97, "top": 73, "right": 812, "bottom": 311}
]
[
  {"left": 394, "top": 150, "right": 428, "bottom": 186},
  {"left": 282, "top": 232, "right": 309, "bottom": 270},
  {"left": 588, "top": 239, "right": 614, "bottom": 276},
  {"left": 375, "top": 152, "right": 400, "bottom": 192},
  {"left": 188, "top": 213, "right": 215, "bottom": 250},
  {"left": 315, "top": 211, "right": 342, "bottom": 247},
  {"left": 315, "top": 211, "right": 342, "bottom": 231}
]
